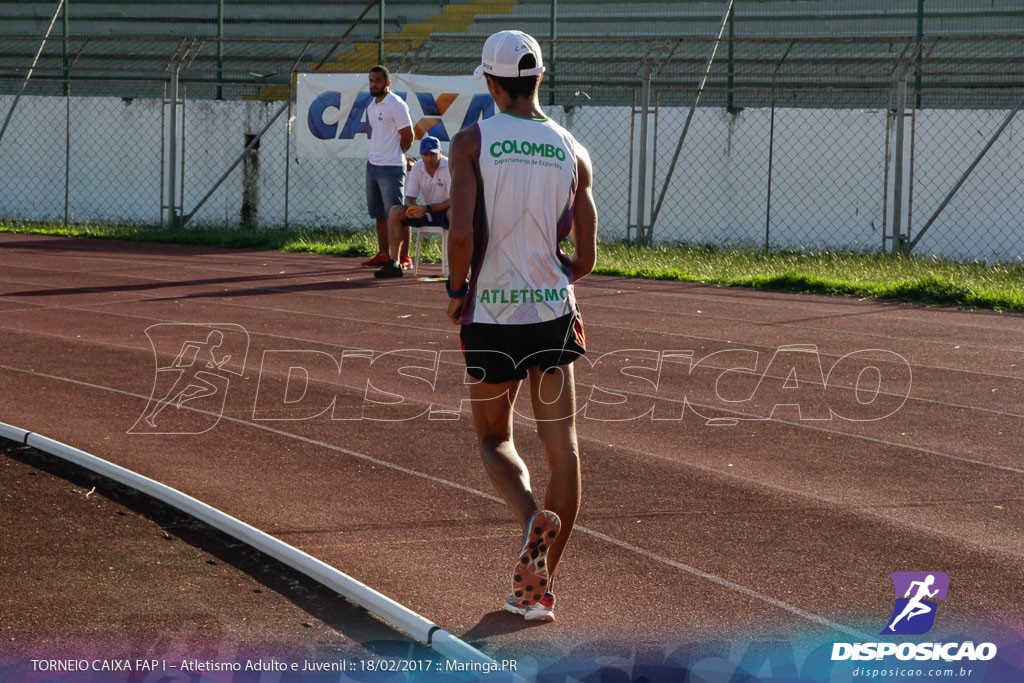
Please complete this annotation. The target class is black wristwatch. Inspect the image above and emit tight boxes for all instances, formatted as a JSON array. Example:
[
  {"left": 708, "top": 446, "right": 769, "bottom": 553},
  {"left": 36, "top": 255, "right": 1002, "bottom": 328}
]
[{"left": 446, "top": 279, "right": 469, "bottom": 298}]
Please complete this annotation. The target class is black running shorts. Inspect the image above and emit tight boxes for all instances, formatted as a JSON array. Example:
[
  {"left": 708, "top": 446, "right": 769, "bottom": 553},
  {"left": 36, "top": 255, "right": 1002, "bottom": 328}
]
[
  {"left": 459, "top": 312, "right": 587, "bottom": 384},
  {"left": 403, "top": 210, "right": 449, "bottom": 228}
]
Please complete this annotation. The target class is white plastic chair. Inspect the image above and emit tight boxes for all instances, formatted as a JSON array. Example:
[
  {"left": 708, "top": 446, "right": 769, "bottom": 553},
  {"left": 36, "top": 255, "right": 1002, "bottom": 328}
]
[{"left": 412, "top": 225, "right": 449, "bottom": 278}]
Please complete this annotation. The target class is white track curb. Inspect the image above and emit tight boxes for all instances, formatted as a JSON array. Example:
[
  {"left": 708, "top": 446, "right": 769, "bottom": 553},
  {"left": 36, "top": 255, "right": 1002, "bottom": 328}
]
[{"left": 0, "top": 421, "right": 493, "bottom": 667}]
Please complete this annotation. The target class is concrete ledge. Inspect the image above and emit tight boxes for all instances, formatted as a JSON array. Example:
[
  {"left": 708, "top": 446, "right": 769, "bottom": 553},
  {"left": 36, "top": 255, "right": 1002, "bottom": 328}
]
[{"left": 1, "top": 420, "right": 493, "bottom": 667}]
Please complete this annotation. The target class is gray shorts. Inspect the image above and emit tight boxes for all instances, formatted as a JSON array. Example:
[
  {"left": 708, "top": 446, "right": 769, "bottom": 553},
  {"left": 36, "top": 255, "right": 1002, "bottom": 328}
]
[{"left": 365, "top": 162, "right": 406, "bottom": 219}]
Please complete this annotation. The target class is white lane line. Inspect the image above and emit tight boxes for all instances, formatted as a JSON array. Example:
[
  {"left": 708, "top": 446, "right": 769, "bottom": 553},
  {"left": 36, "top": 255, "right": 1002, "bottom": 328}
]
[
  {"left": 2, "top": 243, "right": 1019, "bottom": 336},
  {"left": 3, "top": 357, "right": 1021, "bottom": 566},
  {"left": 3, "top": 275, "right": 1023, "bottom": 423},
  {"left": 0, "top": 362, "right": 870, "bottom": 639},
  {"left": 6, "top": 334, "right": 1024, "bottom": 571},
  {"left": 580, "top": 527, "right": 870, "bottom": 638},
  {"left": 2, "top": 256, "right": 1023, "bottom": 355},
  {"left": 0, "top": 301, "right": 1021, "bottom": 478}
]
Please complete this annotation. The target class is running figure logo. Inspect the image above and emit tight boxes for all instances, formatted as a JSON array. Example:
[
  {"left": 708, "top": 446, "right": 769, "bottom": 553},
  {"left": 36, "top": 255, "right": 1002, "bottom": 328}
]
[
  {"left": 130, "top": 323, "right": 249, "bottom": 435},
  {"left": 881, "top": 571, "right": 949, "bottom": 635}
]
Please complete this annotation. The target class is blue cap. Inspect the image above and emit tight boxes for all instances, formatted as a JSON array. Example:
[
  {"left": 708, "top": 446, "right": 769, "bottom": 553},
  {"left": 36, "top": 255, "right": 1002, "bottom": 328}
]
[{"left": 419, "top": 136, "right": 441, "bottom": 155}]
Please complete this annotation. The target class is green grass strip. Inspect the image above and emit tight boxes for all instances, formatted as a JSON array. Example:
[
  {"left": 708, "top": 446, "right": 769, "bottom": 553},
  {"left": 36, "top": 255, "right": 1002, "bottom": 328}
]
[
  {"left": 591, "top": 243, "right": 1023, "bottom": 312},
  {"left": 2, "top": 220, "right": 1021, "bottom": 312}
]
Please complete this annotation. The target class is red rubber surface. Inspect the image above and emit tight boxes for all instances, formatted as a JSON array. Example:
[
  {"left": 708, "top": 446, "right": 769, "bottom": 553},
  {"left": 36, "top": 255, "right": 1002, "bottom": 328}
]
[{"left": 1, "top": 234, "right": 1021, "bottom": 663}]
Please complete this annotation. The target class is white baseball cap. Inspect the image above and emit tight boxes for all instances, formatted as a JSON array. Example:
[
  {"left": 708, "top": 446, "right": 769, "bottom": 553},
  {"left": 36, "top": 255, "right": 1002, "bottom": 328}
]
[{"left": 473, "top": 30, "right": 546, "bottom": 79}]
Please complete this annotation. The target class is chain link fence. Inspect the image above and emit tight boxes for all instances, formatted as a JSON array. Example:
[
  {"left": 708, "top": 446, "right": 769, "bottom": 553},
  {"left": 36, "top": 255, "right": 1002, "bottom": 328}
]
[
  {"left": 0, "top": 28, "right": 1021, "bottom": 261},
  {"left": 908, "top": 95, "right": 1024, "bottom": 261}
]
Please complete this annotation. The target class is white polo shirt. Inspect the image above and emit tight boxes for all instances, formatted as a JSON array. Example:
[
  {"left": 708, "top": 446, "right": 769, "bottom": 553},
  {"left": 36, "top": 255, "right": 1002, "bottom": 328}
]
[
  {"left": 406, "top": 156, "right": 450, "bottom": 206},
  {"left": 366, "top": 92, "right": 413, "bottom": 166}
]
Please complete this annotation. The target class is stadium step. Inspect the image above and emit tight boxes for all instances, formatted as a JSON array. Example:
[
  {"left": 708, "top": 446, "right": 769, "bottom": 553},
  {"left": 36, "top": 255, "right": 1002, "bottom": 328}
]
[{"left": 251, "top": 0, "right": 519, "bottom": 102}]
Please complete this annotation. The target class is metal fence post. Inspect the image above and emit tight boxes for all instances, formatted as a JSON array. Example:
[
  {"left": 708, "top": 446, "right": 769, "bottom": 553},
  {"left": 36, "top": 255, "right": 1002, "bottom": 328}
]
[
  {"left": 915, "top": 0, "right": 924, "bottom": 109},
  {"left": 64, "top": 78, "right": 70, "bottom": 224},
  {"left": 378, "top": 0, "right": 385, "bottom": 65},
  {"left": 890, "top": 67, "right": 909, "bottom": 253},
  {"left": 726, "top": 4, "right": 734, "bottom": 111},
  {"left": 906, "top": 105, "right": 917, "bottom": 248},
  {"left": 216, "top": 0, "right": 224, "bottom": 100},
  {"left": 179, "top": 85, "right": 187, "bottom": 219},
  {"left": 765, "top": 83, "right": 776, "bottom": 252},
  {"left": 160, "top": 80, "right": 166, "bottom": 227},
  {"left": 285, "top": 94, "right": 292, "bottom": 229},
  {"left": 635, "top": 68, "right": 652, "bottom": 244},
  {"left": 626, "top": 88, "right": 636, "bottom": 242},
  {"left": 881, "top": 90, "right": 892, "bottom": 251},
  {"left": 62, "top": 0, "right": 69, "bottom": 97},
  {"left": 549, "top": 0, "right": 557, "bottom": 106},
  {"left": 168, "top": 67, "right": 180, "bottom": 227},
  {"left": 765, "top": 42, "right": 792, "bottom": 253}
]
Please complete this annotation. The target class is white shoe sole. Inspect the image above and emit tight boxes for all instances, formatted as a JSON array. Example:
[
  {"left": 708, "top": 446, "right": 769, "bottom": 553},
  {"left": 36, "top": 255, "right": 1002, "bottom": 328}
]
[
  {"left": 512, "top": 510, "right": 560, "bottom": 607},
  {"left": 524, "top": 608, "right": 555, "bottom": 622},
  {"left": 503, "top": 600, "right": 527, "bottom": 617}
]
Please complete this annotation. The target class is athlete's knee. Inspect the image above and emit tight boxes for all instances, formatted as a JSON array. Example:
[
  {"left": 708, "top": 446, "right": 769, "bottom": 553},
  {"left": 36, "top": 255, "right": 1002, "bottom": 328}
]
[{"left": 544, "top": 438, "right": 580, "bottom": 470}]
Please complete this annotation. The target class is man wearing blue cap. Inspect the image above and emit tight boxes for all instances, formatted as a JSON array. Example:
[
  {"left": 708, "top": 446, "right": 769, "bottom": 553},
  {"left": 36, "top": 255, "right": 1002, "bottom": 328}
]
[{"left": 374, "top": 135, "right": 451, "bottom": 279}]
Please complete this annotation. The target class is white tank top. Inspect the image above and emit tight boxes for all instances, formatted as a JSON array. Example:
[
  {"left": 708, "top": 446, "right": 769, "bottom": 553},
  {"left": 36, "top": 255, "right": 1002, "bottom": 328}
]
[{"left": 462, "top": 112, "right": 579, "bottom": 325}]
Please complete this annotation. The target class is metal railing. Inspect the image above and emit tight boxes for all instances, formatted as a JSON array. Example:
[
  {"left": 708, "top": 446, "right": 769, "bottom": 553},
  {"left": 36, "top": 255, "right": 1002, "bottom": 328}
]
[{"left": 0, "top": 32, "right": 1021, "bottom": 262}]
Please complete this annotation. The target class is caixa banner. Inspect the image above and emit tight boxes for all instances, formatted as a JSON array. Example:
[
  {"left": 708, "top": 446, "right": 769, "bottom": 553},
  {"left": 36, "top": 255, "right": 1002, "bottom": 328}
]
[{"left": 295, "top": 72, "right": 495, "bottom": 159}]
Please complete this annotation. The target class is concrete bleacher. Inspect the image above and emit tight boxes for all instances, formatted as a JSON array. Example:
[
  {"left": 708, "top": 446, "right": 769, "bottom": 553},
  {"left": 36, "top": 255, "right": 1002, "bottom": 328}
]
[
  {"left": 3, "top": 1, "right": 400, "bottom": 39},
  {"left": 471, "top": 0, "right": 1024, "bottom": 38},
  {"left": 1, "top": 0, "right": 1020, "bottom": 105},
  {"left": 0, "top": 0, "right": 520, "bottom": 98},
  {"left": 420, "top": 0, "right": 1022, "bottom": 107}
]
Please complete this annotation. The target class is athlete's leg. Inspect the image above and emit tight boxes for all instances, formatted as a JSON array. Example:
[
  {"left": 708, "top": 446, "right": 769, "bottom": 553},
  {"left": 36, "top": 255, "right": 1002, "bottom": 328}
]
[
  {"left": 469, "top": 377, "right": 538, "bottom": 527},
  {"left": 145, "top": 374, "right": 218, "bottom": 426},
  {"left": 172, "top": 375, "right": 219, "bottom": 407},
  {"left": 375, "top": 216, "right": 389, "bottom": 255},
  {"left": 889, "top": 602, "right": 918, "bottom": 630},
  {"left": 385, "top": 206, "right": 406, "bottom": 262},
  {"left": 527, "top": 363, "right": 581, "bottom": 587},
  {"left": 378, "top": 165, "right": 406, "bottom": 259},
  {"left": 401, "top": 223, "right": 412, "bottom": 261},
  {"left": 906, "top": 603, "right": 932, "bottom": 620},
  {"left": 144, "top": 375, "right": 183, "bottom": 426},
  {"left": 365, "top": 162, "right": 388, "bottom": 257}
]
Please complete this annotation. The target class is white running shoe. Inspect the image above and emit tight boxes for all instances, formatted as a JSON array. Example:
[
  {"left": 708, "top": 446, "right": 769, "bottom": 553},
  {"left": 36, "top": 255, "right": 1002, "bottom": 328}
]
[{"left": 503, "top": 592, "right": 557, "bottom": 622}]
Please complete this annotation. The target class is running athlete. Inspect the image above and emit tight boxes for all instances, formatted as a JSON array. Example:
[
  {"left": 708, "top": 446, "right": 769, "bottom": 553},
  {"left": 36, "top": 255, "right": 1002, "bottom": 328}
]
[
  {"left": 143, "top": 329, "right": 232, "bottom": 428},
  {"left": 887, "top": 574, "right": 940, "bottom": 632},
  {"left": 445, "top": 30, "right": 598, "bottom": 623}
]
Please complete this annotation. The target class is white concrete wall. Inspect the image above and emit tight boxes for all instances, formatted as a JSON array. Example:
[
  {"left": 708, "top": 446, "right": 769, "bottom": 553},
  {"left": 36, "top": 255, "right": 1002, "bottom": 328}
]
[{"left": 0, "top": 94, "right": 1019, "bottom": 262}]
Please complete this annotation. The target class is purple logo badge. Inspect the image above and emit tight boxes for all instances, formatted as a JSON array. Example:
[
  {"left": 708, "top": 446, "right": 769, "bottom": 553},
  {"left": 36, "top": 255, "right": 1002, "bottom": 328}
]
[{"left": 881, "top": 572, "right": 949, "bottom": 635}]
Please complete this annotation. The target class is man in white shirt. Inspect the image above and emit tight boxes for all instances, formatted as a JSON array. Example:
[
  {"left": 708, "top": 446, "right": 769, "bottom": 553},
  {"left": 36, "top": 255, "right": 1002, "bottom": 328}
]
[
  {"left": 361, "top": 65, "right": 414, "bottom": 269},
  {"left": 374, "top": 135, "right": 450, "bottom": 279}
]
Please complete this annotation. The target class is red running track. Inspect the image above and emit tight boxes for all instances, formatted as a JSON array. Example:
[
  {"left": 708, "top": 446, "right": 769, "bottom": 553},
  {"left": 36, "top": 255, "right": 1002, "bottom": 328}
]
[{"left": 1, "top": 234, "right": 1021, "bottom": 665}]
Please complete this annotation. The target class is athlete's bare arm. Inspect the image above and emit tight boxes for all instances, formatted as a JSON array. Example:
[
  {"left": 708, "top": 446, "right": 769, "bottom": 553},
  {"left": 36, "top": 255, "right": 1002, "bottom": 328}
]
[
  {"left": 446, "top": 125, "right": 481, "bottom": 325},
  {"left": 398, "top": 125, "right": 413, "bottom": 154},
  {"left": 570, "top": 142, "right": 597, "bottom": 283}
]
